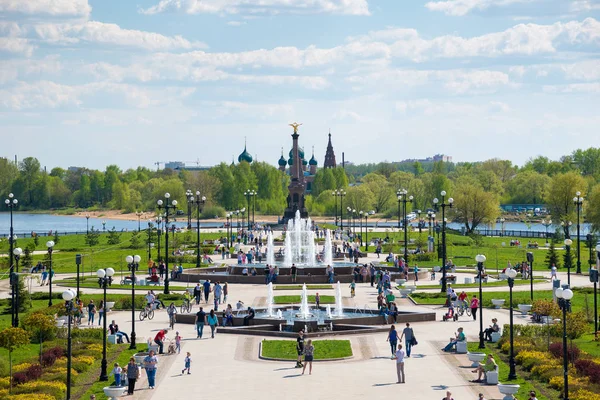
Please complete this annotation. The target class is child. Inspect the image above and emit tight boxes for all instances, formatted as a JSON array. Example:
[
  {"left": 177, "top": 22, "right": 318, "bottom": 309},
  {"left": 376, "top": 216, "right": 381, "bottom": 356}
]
[
  {"left": 182, "top": 352, "right": 191, "bottom": 375},
  {"left": 315, "top": 293, "right": 320, "bottom": 308},
  {"left": 110, "top": 362, "right": 123, "bottom": 387},
  {"left": 349, "top": 280, "right": 356, "bottom": 298},
  {"left": 174, "top": 331, "right": 182, "bottom": 354}
]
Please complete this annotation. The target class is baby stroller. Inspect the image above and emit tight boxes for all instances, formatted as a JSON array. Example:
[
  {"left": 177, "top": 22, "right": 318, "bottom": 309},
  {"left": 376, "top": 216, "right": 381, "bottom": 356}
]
[
  {"left": 167, "top": 340, "right": 177, "bottom": 355},
  {"left": 442, "top": 306, "right": 458, "bottom": 322}
]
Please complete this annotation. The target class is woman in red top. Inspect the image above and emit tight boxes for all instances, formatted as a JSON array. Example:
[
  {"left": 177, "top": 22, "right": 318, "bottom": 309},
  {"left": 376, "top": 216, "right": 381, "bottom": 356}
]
[{"left": 470, "top": 295, "right": 479, "bottom": 321}]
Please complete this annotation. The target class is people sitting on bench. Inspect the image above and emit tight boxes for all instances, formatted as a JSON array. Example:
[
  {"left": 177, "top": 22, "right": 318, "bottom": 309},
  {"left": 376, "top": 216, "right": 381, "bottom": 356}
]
[
  {"left": 484, "top": 318, "right": 500, "bottom": 341},
  {"left": 109, "top": 320, "right": 130, "bottom": 343},
  {"left": 471, "top": 354, "right": 497, "bottom": 382},
  {"left": 442, "top": 327, "right": 465, "bottom": 351},
  {"left": 243, "top": 307, "right": 255, "bottom": 326}
]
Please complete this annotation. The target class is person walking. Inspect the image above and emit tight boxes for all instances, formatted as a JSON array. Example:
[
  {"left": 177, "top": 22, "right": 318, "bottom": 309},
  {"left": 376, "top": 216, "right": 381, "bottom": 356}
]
[
  {"left": 143, "top": 350, "right": 158, "bottom": 389},
  {"left": 87, "top": 300, "right": 96, "bottom": 325},
  {"left": 126, "top": 357, "right": 139, "bottom": 395},
  {"left": 400, "top": 322, "right": 414, "bottom": 357},
  {"left": 302, "top": 339, "right": 314, "bottom": 375},
  {"left": 295, "top": 330, "right": 305, "bottom": 368},
  {"left": 110, "top": 362, "right": 122, "bottom": 387},
  {"left": 387, "top": 325, "right": 398, "bottom": 358},
  {"left": 470, "top": 295, "right": 479, "bottom": 321},
  {"left": 203, "top": 280, "right": 211, "bottom": 303},
  {"left": 193, "top": 283, "right": 202, "bottom": 305},
  {"left": 207, "top": 309, "right": 218, "bottom": 338},
  {"left": 395, "top": 344, "right": 406, "bottom": 384},
  {"left": 174, "top": 331, "right": 182, "bottom": 354},
  {"left": 194, "top": 307, "right": 206, "bottom": 338},
  {"left": 97, "top": 300, "right": 105, "bottom": 326},
  {"left": 223, "top": 282, "right": 228, "bottom": 303},
  {"left": 182, "top": 352, "right": 191, "bottom": 375},
  {"left": 167, "top": 302, "right": 177, "bottom": 329},
  {"left": 414, "top": 264, "right": 419, "bottom": 282}
]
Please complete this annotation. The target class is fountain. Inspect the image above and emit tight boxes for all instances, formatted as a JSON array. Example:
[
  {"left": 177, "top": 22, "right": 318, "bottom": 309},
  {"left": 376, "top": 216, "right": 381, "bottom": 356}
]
[
  {"left": 266, "top": 232, "right": 275, "bottom": 266},
  {"left": 266, "top": 282, "right": 275, "bottom": 317},
  {"left": 335, "top": 281, "right": 344, "bottom": 317},
  {"left": 283, "top": 210, "right": 317, "bottom": 267},
  {"left": 326, "top": 305, "right": 333, "bottom": 319},
  {"left": 323, "top": 229, "right": 333, "bottom": 266},
  {"left": 298, "top": 283, "right": 311, "bottom": 319},
  {"left": 276, "top": 309, "right": 283, "bottom": 319}
]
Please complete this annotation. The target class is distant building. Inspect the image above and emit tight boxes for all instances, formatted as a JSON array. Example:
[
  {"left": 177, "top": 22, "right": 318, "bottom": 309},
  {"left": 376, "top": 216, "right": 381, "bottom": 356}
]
[
  {"left": 68, "top": 166, "right": 82, "bottom": 172},
  {"left": 399, "top": 154, "right": 452, "bottom": 163},
  {"left": 165, "top": 161, "right": 185, "bottom": 170}
]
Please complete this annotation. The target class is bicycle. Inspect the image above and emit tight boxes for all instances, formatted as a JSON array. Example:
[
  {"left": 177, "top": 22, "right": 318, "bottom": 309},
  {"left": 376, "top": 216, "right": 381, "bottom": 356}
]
[
  {"left": 453, "top": 300, "right": 471, "bottom": 317},
  {"left": 139, "top": 304, "right": 155, "bottom": 321},
  {"left": 180, "top": 298, "right": 192, "bottom": 314}
]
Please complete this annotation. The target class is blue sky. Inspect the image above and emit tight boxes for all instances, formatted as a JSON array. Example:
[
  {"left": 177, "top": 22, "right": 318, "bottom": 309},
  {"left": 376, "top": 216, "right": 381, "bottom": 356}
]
[{"left": 1, "top": 0, "right": 599, "bottom": 170}]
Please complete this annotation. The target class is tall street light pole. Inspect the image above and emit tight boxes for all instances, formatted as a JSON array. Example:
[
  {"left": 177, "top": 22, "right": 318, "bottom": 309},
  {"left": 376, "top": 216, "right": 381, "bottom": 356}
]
[
  {"left": 333, "top": 191, "right": 338, "bottom": 226},
  {"left": 97, "top": 267, "right": 115, "bottom": 381},
  {"left": 62, "top": 289, "right": 76, "bottom": 400},
  {"left": 186, "top": 189, "right": 193, "bottom": 229},
  {"left": 136, "top": 211, "right": 143, "bottom": 232},
  {"left": 339, "top": 190, "right": 346, "bottom": 230},
  {"left": 476, "top": 254, "right": 487, "bottom": 349},
  {"left": 573, "top": 192, "right": 584, "bottom": 274},
  {"left": 5, "top": 193, "right": 18, "bottom": 326},
  {"left": 593, "top": 246, "right": 600, "bottom": 338},
  {"left": 543, "top": 219, "right": 552, "bottom": 245},
  {"left": 397, "top": 189, "right": 413, "bottom": 266},
  {"left": 359, "top": 211, "right": 364, "bottom": 247},
  {"left": 194, "top": 192, "right": 206, "bottom": 268},
  {"left": 12, "top": 247, "right": 22, "bottom": 327},
  {"left": 364, "top": 211, "right": 373, "bottom": 251},
  {"left": 564, "top": 238, "right": 573, "bottom": 286},
  {"left": 126, "top": 255, "right": 140, "bottom": 349},
  {"left": 506, "top": 267, "right": 518, "bottom": 380},
  {"left": 157, "top": 193, "right": 177, "bottom": 294},
  {"left": 416, "top": 210, "right": 423, "bottom": 234},
  {"left": 433, "top": 191, "right": 453, "bottom": 293},
  {"left": 556, "top": 286, "right": 574, "bottom": 400},
  {"left": 47, "top": 240, "right": 55, "bottom": 307},
  {"left": 156, "top": 215, "right": 162, "bottom": 263}
]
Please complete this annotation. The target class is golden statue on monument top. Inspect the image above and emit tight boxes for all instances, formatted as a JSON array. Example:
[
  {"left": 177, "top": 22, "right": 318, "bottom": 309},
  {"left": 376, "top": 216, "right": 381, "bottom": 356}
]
[{"left": 289, "top": 122, "right": 302, "bottom": 133}]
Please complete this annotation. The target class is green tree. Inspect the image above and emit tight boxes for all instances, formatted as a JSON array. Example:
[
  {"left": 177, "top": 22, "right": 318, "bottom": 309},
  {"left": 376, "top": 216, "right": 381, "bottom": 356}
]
[
  {"left": 545, "top": 237, "right": 560, "bottom": 268},
  {"left": 332, "top": 167, "right": 349, "bottom": 189},
  {"left": 16, "top": 157, "right": 42, "bottom": 205},
  {"left": 21, "top": 312, "right": 56, "bottom": 362},
  {"left": 85, "top": 227, "right": 100, "bottom": 247},
  {"left": 362, "top": 173, "right": 393, "bottom": 213},
  {"left": 547, "top": 172, "right": 586, "bottom": 234},
  {"left": 0, "top": 157, "right": 19, "bottom": 200},
  {"left": 572, "top": 147, "right": 600, "bottom": 177},
  {"left": 130, "top": 231, "right": 142, "bottom": 249},
  {"left": 452, "top": 179, "right": 499, "bottom": 234},
  {"left": 413, "top": 161, "right": 424, "bottom": 176},
  {"left": 506, "top": 170, "right": 551, "bottom": 204},
  {"left": 0, "top": 327, "right": 30, "bottom": 393},
  {"left": 344, "top": 185, "right": 375, "bottom": 214},
  {"left": 107, "top": 228, "right": 121, "bottom": 245}
]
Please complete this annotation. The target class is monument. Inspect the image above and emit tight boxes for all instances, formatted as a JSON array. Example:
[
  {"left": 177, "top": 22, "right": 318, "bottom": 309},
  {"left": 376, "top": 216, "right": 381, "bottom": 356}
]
[{"left": 282, "top": 123, "right": 308, "bottom": 223}]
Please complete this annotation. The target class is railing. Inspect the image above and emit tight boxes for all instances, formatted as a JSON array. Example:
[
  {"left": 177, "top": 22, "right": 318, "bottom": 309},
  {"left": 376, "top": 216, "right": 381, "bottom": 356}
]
[{"left": 472, "top": 229, "right": 556, "bottom": 239}]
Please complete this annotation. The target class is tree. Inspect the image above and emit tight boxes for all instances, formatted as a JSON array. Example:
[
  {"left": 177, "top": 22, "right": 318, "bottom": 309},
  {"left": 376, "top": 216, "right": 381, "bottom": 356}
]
[
  {"left": 545, "top": 237, "right": 560, "bottom": 268},
  {"left": 506, "top": 170, "right": 551, "bottom": 204},
  {"left": 362, "top": 173, "right": 393, "bottom": 213},
  {"left": 585, "top": 185, "right": 600, "bottom": 233},
  {"left": 452, "top": 179, "right": 499, "bottom": 234},
  {"left": 0, "top": 157, "right": 19, "bottom": 200},
  {"left": 21, "top": 313, "right": 55, "bottom": 363},
  {"left": 0, "top": 327, "right": 30, "bottom": 393},
  {"left": 107, "top": 228, "right": 121, "bottom": 245},
  {"left": 85, "top": 227, "right": 100, "bottom": 247},
  {"left": 547, "top": 172, "right": 586, "bottom": 233},
  {"left": 130, "top": 231, "right": 141, "bottom": 249},
  {"left": 344, "top": 185, "right": 375, "bottom": 214}
]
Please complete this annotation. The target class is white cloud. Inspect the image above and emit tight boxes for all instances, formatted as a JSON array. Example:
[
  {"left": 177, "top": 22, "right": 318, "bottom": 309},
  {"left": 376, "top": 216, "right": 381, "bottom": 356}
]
[
  {"left": 425, "top": 0, "right": 535, "bottom": 16},
  {"left": 395, "top": 99, "right": 512, "bottom": 116},
  {"left": 226, "top": 20, "right": 246, "bottom": 26},
  {"left": 0, "top": 56, "right": 62, "bottom": 84},
  {"left": 570, "top": 0, "right": 600, "bottom": 12},
  {"left": 141, "top": 0, "right": 370, "bottom": 16},
  {"left": 0, "top": 0, "right": 91, "bottom": 17},
  {"left": 33, "top": 21, "right": 207, "bottom": 50},
  {"left": 543, "top": 82, "right": 600, "bottom": 93},
  {"left": 0, "top": 37, "right": 34, "bottom": 56}
]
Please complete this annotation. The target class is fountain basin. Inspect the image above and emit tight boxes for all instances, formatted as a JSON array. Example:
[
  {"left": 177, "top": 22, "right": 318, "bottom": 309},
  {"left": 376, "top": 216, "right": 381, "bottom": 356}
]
[
  {"left": 498, "top": 383, "right": 520, "bottom": 400},
  {"left": 103, "top": 386, "right": 126, "bottom": 400},
  {"left": 518, "top": 304, "right": 532, "bottom": 315},
  {"left": 491, "top": 299, "right": 505, "bottom": 309},
  {"left": 467, "top": 352, "right": 486, "bottom": 367}
]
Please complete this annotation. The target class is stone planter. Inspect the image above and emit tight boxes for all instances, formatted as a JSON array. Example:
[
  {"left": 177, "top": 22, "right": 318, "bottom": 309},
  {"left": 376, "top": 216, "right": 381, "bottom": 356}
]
[
  {"left": 497, "top": 383, "right": 520, "bottom": 400},
  {"left": 499, "top": 273, "right": 508, "bottom": 280},
  {"left": 404, "top": 285, "right": 416, "bottom": 293},
  {"left": 518, "top": 304, "right": 532, "bottom": 315},
  {"left": 491, "top": 299, "right": 505, "bottom": 309},
  {"left": 134, "top": 352, "right": 149, "bottom": 365},
  {"left": 395, "top": 279, "right": 407, "bottom": 286},
  {"left": 105, "top": 301, "right": 116, "bottom": 312},
  {"left": 103, "top": 386, "right": 126, "bottom": 400},
  {"left": 467, "top": 352, "right": 486, "bottom": 367},
  {"left": 399, "top": 289, "right": 412, "bottom": 298}
]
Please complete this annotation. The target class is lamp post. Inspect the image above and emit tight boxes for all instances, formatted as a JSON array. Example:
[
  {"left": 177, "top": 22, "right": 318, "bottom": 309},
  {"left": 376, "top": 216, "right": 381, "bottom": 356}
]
[
  {"left": 244, "top": 190, "right": 256, "bottom": 230},
  {"left": 5, "top": 193, "right": 18, "bottom": 326},
  {"left": 136, "top": 211, "right": 143, "bottom": 232},
  {"left": 352, "top": 208, "right": 356, "bottom": 236},
  {"left": 102, "top": 220, "right": 106, "bottom": 232},
  {"left": 194, "top": 192, "right": 206, "bottom": 268},
  {"left": 47, "top": 241, "right": 55, "bottom": 307},
  {"left": 527, "top": 252, "right": 534, "bottom": 301},
  {"left": 564, "top": 238, "right": 573, "bottom": 286},
  {"left": 226, "top": 213, "right": 231, "bottom": 248},
  {"left": 476, "top": 254, "right": 487, "bottom": 349},
  {"left": 359, "top": 211, "right": 364, "bottom": 247},
  {"left": 251, "top": 190, "right": 257, "bottom": 228},
  {"left": 156, "top": 215, "right": 162, "bottom": 263},
  {"left": 542, "top": 219, "right": 552, "bottom": 244},
  {"left": 506, "top": 267, "right": 518, "bottom": 380},
  {"left": 499, "top": 217, "right": 505, "bottom": 236},
  {"left": 561, "top": 220, "right": 572, "bottom": 239},
  {"left": 555, "top": 286, "right": 574, "bottom": 400},
  {"left": 339, "top": 190, "right": 346, "bottom": 229},
  {"left": 97, "top": 267, "right": 114, "bottom": 381},
  {"left": 592, "top": 245, "right": 600, "bottom": 338},
  {"left": 347, "top": 207, "right": 352, "bottom": 235},
  {"left": 333, "top": 191, "right": 339, "bottom": 226},
  {"left": 396, "top": 190, "right": 403, "bottom": 229},
  {"left": 85, "top": 213, "right": 90, "bottom": 234},
  {"left": 427, "top": 211, "right": 434, "bottom": 235},
  {"left": 157, "top": 193, "right": 177, "bottom": 294},
  {"left": 240, "top": 208, "right": 246, "bottom": 244},
  {"left": 397, "top": 189, "right": 413, "bottom": 266},
  {"left": 364, "top": 211, "right": 373, "bottom": 251},
  {"left": 12, "top": 247, "right": 22, "bottom": 327},
  {"left": 433, "top": 191, "right": 453, "bottom": 293},
  {"left": 62, "top": 288, "right": 76, "bottom": 400},
  {"left": 573, "top": 192, "right": 584, "bottom": 274},
  {"left": 186, "top": 189, "right": 193, "bottom": 229},
  {"left": 126, "top": 255, "right": 140, "bottom": 349}
]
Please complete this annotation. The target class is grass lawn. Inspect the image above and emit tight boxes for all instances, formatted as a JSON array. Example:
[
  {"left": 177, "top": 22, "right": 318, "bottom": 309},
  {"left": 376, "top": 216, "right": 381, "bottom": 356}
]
[
  {"left": 273, "top": 295, "right": 335, "bottom": 304},
  {"left": 466, "top": 342, "right": 553, "bottom": 400},
  {"left": 54, "top": 278, "right": 190, "bottom": 292},
  {"left": 79, "top": 345, "right": 139, "bottom": 399},
  {"left": 273, "top": 285, "right": 333, "bottom": 290},
  {"left": 261, "top": 339, "right": 352, "bottom": 360},
  {"left": 415, "top": 279, "right": 547, "bottom": 290}
]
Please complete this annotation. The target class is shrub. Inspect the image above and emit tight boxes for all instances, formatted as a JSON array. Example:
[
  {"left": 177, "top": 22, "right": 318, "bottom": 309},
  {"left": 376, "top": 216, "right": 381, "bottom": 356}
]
[
  {"left": 515, "top": 350, "right": 550, "bottom": 371},
  {"left": 40, "top": 353, "right": 56, "bottom": 367},
  {"left": 572, "top": 389, "right": 600, "bottom": 400},
  {"left": 549, "top": 342, "right": 580, "bottom": 362},
  {"left": 12, "top": 363, "right": 32, "bottom": 373},
  {"left": 0, "top": 377, "right": 10, "bottom": 389},
  {"left": 575, "top": 359, "right": 600, "bottom": 384},
  {"left": 532, "top": 299, "right": 560, "bottom": 317},
  {"left": 73, "top": 356, "right": 94, "bottom": 366},
  {"left": 549, "top": 375, "right": 589, "bottom": 393},
  {"left": 70, "top": 328, "right": 103, "bottom": 339},
  {"left": 86, "top": 343, "right": 103, "bottom": 352},
  {"left": 0, "top": 357, "right": 8, "bottom": 377},
  {"left": 12, "top": 380, "right": 66, "bottom": 399},
  {"left": 25, "top": 364, "right": 43, "bottom": 381},
  {"left": 71, "top": 361, "right": 91, "bottom": 373},
  {"left": 46, "top": 346, "right": 65, "bottom": 359},
  {"left": 12, "top": 372, "right": 28, "bottom": 385},
  {"left": 500, "top": 339, "right": 534, "bottom": 356},
  {"left": 8, "top": 394, "right": 56, "bottom": 400},
  {"left": 531, "top": 362, "right": 562, "bottom": 382}
]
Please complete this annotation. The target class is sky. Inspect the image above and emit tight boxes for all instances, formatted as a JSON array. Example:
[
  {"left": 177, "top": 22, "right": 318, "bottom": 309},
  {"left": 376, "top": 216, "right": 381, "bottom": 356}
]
[{"left": 1, "top": 0, "right": 600, "bottom": 171}]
